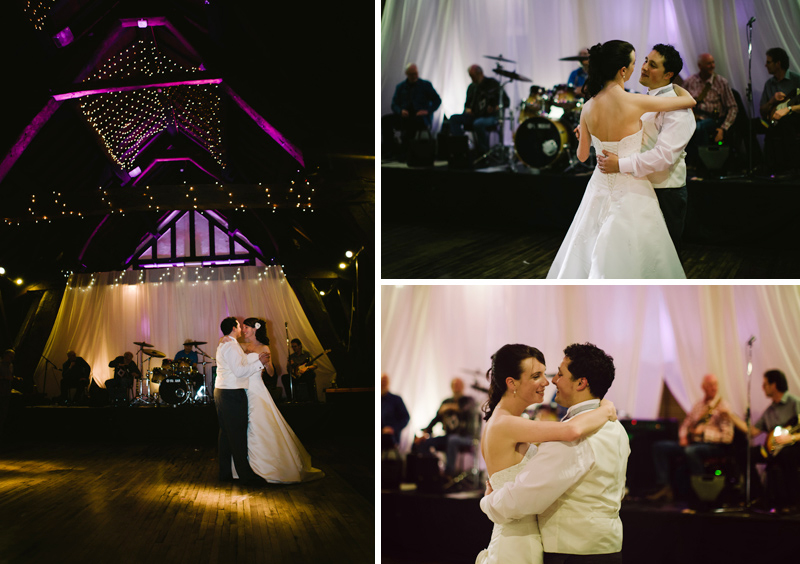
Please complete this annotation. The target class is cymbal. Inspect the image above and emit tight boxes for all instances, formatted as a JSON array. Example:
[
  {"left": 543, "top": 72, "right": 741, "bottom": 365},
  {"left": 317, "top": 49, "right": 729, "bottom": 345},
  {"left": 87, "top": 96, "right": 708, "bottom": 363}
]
[
  {"left": 484, "top": 54, "right": 516, "bottom": 63},
  {"left": 559, "top": 55, "right": 589, "bottom": 62},
  {"left": 143, "top": 349, "right": 166, "bottom": 358},
  {"left": 493, "top": 68, "right": 531, "bottom": 82},
  {"left": 184, "top": 341, "right": 207, "bottom": 346},
  {"left": 133, "top": 341, "right": 154, "bottom": 347}
]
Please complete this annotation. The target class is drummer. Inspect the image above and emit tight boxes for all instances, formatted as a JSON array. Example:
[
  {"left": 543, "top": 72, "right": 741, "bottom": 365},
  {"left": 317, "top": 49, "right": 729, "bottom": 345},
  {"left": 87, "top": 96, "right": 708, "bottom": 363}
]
[
  {"left": 567, "top": 48, "right": 590, "bottom": 95},
  {"left": 449, "top": 64, "right": 510, "bottom": 153},
  {"left": 174, "top": 340, "right": 199, "bottom": 371}
]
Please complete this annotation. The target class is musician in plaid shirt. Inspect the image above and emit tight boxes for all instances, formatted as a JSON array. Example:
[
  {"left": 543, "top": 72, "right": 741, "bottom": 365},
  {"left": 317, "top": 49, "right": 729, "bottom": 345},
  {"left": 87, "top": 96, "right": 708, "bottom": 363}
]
[
  {"left": 684, "top": 53, "right": 738, "bottom": 165},
  {"left": 646, "top": 373, "right": 734, "bottom": 502}
]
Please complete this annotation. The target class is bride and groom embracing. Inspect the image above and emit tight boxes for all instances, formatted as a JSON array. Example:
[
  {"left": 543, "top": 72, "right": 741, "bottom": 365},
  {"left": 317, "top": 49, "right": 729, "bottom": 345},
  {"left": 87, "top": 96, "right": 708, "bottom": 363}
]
[
  {"left": 547, "top": 41, "right": 697, "bottom": 279},
  {"left": 214, "top": 316, "right": 323, "bottom": 486},
  {"left": 476, "top": 343, "right": 630, "bottom": 564}
]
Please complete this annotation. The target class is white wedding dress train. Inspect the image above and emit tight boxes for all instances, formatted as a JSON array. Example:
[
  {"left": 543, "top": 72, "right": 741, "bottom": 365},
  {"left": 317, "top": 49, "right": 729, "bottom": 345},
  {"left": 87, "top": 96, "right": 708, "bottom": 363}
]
[
  {"left": 475, "top": 446, "right": 543, "bottom": 564},
  {"left": 546, "top": 129, "right": 686, "bottom": 279},
  {"left": 233, "top": 371, "right": 324, "bottom": 483}
]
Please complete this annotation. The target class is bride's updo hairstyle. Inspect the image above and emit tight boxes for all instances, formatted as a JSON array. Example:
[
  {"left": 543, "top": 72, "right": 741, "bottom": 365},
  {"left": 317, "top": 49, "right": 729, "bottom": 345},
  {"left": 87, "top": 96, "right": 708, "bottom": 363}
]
[
  {"left": 582, "top": 40, "right": 635, "bottom": 100},
  {"left": 243, "top": 317, "right": 270, "bottom": 346},
  {"left": 482, "top": 344, "right": 545, "bottom": 421}
]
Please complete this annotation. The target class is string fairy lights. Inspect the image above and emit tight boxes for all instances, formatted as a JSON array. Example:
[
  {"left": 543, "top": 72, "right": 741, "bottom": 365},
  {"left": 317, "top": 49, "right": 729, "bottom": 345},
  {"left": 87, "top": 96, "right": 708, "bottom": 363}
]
[{"left": 80, "top": 39, "right": 225, "bottom": 171}]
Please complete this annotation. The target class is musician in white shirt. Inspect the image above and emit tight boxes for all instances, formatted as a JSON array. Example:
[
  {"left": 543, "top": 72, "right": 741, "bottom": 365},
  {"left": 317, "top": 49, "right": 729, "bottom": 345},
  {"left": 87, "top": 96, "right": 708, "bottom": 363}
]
[
  {"left": 597, "top": 44, "right": 696, "bottom": 254},
  {"left": 481, "top": 343, "right": 630, "bottom": 563}
]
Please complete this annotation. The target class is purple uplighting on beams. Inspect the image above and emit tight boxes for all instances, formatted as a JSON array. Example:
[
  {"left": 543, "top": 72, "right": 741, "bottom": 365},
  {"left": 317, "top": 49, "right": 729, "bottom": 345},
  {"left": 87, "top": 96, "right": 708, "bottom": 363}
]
[
  {"left": 52, "top": 77, "right": 224, "bottom": 101},
  {"left": 222, "top": 84, "right": 305, "bottom": 168},
  {"left": 131, "top": 157, "right": 221, "bottom": 186},
  {"left": 78, "top": 214, "right": 110, "bottom": 262},
  {"left": 0, "top": 98, "right": 62, "bottom": 183}
]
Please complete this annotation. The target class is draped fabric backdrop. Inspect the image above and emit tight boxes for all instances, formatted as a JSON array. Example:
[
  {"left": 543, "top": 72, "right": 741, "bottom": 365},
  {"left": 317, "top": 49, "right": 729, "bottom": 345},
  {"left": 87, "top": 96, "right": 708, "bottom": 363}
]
[
  {"left": 381, "top": 285, "right": 800, "bottom": 452},
  {"left": 35, "top": 265, "right": 335, "bottom": 400},
  {"left": 381, "top": 0, "right": 800, "bottom": 138}
]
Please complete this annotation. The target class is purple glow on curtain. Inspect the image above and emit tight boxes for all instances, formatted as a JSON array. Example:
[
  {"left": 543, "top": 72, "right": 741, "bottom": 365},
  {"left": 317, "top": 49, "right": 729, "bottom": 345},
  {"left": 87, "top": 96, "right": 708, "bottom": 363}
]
[{"left": 52, "top": 77, "right": 223, "bottom": 101}]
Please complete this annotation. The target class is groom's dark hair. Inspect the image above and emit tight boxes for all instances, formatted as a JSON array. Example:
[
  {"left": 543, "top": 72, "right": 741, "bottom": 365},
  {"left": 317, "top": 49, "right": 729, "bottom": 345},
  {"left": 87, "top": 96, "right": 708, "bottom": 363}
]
[
  {"left": 220, "top": 316, "right": 239, "bottom": 335},
  {"left": 652, "top": 44, "right": 683, "bottom": 83},
  {"left": 564, "top": 343, "right": 615, "bottom": 399}
]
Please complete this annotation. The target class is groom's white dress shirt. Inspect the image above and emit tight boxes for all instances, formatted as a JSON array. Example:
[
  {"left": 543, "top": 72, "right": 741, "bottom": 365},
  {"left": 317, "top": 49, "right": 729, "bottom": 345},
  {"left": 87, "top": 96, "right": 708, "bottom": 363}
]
[
  {"left": 618, "top": 83, "right": 696, "bottom": 188},
  {"left": 215, "top": 339, "right": 263, "bottom": 389},
  {"left": 480, "top": 399, "right": 631, "bottom": 555}
]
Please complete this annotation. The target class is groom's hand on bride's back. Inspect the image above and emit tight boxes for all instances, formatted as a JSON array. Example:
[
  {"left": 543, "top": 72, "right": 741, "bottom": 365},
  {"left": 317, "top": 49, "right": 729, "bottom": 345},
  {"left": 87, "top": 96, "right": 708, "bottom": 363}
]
[{"left": 597, "top": 150, "right": 619, "bottom": 174}]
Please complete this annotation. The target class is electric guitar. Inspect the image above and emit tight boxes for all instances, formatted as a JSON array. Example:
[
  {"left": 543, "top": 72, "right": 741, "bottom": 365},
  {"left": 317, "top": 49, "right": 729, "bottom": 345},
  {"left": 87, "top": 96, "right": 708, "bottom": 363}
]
[
  {"left": 764, "top": 419, "right": 800, "bottom": 457},
  {"left": 290, "top": 349, "right": 330, "bottom": 379},
  {"left": 769, "top": 88, "right": 800, "bottom": 126}
]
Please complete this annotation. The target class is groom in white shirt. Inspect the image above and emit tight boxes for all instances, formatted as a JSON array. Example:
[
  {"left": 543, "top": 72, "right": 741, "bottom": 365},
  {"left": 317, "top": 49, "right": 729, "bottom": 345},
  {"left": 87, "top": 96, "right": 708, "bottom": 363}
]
[
  {"left": 597, "top": 44, "right": 696, "bottom": 254},
  {"left": 480, "top": 343, "right": 631, "bottom": 563},
  {"left": 214, "top": 316, "right": 270, "bottom": 485}
]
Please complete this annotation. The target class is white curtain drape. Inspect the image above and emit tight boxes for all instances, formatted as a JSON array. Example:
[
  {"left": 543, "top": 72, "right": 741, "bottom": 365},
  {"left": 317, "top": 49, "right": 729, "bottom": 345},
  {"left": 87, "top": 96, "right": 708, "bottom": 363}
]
[
  {"left": 381, "top": 0, "right": 800, "bottom": 134},
  {"left": 35, "top": 265, "right": 335, "bottom": 400},
  {"left": 381, "top": 285, "right": 800, "bottom": 452}
]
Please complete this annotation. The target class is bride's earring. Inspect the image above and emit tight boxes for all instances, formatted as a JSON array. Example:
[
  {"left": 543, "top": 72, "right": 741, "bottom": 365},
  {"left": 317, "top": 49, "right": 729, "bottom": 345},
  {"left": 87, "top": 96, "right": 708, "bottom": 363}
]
[{"left": 513, "top": 388, "right": 517, "bottom": 398}]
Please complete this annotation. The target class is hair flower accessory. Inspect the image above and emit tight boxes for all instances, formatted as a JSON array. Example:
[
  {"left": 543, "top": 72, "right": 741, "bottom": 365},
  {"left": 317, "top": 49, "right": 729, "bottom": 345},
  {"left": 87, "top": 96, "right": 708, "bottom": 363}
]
[{"left": 255, "top": 322, "right": 261, "bottom": 329}]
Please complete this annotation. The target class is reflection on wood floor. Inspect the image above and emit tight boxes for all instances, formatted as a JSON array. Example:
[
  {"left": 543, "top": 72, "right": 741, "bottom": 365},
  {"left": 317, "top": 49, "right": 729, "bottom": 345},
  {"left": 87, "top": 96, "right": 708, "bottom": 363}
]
[
  {"left": 0, "top": 437, "right": 373, "bottom": 563},
  {"left": 382, "top": 222, "right": 800, "bottom": 279}
]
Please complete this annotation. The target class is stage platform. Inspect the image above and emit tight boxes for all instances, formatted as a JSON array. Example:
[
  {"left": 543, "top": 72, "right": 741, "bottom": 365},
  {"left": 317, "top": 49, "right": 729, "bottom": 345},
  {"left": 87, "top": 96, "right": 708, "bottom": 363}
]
[
  {"left": 382, "top": 161, "right": 800, "bottom": 278},
  {"left": 381, "top": 486, "right": 796, "bottom": 564}
]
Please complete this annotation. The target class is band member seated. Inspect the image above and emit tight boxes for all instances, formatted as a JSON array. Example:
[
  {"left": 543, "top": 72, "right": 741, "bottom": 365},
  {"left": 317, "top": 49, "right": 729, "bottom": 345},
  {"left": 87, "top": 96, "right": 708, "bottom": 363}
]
[
  {"left": 106, "top": 352, "right": 141, "bottom": 406},
  {"left": 59, "top": 351, "right": 91, "bottom": 406},
  {"left": 282, "top": 338, "right": 318, "bottom": 402},
  {"left": 413, "top": 377, "right": 478, "bottom": 479},
  {"left": 381, "top": 63, "right": 442, "bottom": 160},
  {"left": 381, "top": 373, "right": 410, "bottom": 450},
  {"left": 449, "top": 65, "right": 510, "bottom": 153},
  {"left": 647, "top": 373, "right": 734, "bottom": 502},
  {"left": 759, "top": 47, "right": 800, "bottom": 174},
  {"left": 174, "top": 340, "right": 199, "bottom": 371},
  {"left": 567, "top": 48, "right": 590, "bottom": 95},
  {"left": 683, "top": 53, "right": 738, "bottom": 166},
  {"left": 723, "top": 369, "right": 800, "bottom": 512}
]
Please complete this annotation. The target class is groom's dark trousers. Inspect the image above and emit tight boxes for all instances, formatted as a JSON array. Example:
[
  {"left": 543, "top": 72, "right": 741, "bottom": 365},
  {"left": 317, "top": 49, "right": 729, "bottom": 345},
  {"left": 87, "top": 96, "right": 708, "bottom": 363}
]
[
  {"left": 655, "top": 185, "right": 688, "bottom": 254},
  {"left": 544, "top": 552, "right": 623, "bottom": 563},
  {"left": 214, "top": 388, "right": 258, "bottom": 481}
]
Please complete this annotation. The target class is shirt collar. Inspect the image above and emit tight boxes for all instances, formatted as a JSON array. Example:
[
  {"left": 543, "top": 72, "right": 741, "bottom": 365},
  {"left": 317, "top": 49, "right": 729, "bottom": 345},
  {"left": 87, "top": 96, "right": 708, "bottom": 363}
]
[
  {"left": 648, "top": 84, "right": 674, "bottom": 96},
  {"left": 562, "top": 398, "right": 601, "bottom": 421}
]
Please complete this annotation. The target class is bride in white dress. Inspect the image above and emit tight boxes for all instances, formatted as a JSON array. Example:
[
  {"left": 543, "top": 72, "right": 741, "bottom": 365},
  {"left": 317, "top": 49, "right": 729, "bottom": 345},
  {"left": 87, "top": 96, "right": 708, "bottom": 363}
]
[
  {"left": 229, "top": 318, "right": 324, "bottom": 483},
  {"left": 475, "top": 344, "right": 616, "bottom": 564},
  {"left": 547, "top": 40, "right": 696, "bottom": 279}
]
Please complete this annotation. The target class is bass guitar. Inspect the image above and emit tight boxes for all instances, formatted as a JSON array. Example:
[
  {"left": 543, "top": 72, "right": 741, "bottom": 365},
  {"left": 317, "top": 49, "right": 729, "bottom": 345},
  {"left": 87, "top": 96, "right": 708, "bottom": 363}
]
[{"left": 290, "top": 349, "right": 331, "bottom": 379}]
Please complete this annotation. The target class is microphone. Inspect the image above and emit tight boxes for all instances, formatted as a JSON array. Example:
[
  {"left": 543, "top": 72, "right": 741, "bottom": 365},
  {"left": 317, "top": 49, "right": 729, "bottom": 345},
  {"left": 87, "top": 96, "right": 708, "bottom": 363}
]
[
  {"left": 748, "top": 336, "right": 756, "bottom": 346},
  {"left": 747, "top": 16, "right": 756, "bottom": 26}
]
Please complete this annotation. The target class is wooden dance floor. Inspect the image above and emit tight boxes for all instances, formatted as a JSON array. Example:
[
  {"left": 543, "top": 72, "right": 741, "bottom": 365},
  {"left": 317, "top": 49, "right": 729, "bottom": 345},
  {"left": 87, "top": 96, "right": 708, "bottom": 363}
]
[
  {"left": 381, "top": 163, "right": 800, "bottom": 279},
  {"left": 0, "top": 403, "right": 374, "bottom": 564}
]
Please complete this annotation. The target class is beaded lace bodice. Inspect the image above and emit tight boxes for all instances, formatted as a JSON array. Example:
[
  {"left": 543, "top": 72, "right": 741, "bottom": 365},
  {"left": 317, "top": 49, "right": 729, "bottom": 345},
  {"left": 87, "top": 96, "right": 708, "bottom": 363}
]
[{"left": 488, "top": 445, "right": 538, "bottom": 490}]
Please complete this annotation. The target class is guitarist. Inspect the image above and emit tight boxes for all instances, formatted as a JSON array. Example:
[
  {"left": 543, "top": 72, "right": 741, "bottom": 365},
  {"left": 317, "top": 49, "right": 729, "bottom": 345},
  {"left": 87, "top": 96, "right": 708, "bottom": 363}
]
[
  {"left": 647, "top": 373, "right": 734, "bottom": 502},
  {"left": 683, "top": 53, "right": 738, "bottom": 165},
  {"left": 283, "top": 338, "right": 319, "bottom": 402},
  {"left": 759, "top": 47, "right": 800, "bottom": 174},
  {"left": 414, "top": 377, "right": 477, "bottom": 481},
  {"left": 724, "top": 369, "right": 800, "bottom": 512}
]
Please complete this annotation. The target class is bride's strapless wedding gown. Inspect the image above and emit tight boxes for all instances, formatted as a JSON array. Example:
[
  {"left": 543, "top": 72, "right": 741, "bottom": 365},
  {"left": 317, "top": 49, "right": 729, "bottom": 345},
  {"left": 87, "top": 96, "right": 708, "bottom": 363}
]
[
  {"left": 233, "top": 371, "right": 324, "bottom": 483},
  {"left": 476, "top": 446, "right": 543, "bottom": 564},
  {"left": 547, "top": 129, "right": 686, "bottom": 279}
]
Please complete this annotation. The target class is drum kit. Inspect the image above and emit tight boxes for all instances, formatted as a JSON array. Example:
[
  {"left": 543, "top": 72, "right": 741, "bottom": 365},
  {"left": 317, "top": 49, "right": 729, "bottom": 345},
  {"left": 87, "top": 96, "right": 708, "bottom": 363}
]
[
  {"left": 131, "top": 340, "right": 213, "bottom": 407},
  {"left": 478, "top": 53, "right": 594, "bottom": 172}
]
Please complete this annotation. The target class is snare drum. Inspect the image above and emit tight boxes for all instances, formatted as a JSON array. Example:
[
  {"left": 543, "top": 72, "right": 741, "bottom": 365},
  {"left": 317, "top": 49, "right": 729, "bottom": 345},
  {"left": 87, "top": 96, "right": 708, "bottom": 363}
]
[{"left": 514, "top": 116, "right": 570, "bottom": 169}]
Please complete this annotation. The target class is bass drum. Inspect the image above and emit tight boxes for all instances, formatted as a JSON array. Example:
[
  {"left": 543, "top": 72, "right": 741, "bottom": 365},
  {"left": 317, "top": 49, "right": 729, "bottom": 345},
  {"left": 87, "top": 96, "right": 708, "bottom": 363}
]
[
  {"left": 514, "top": 117, "right": 569, "bottom": 169},
  {"left": 159, "top": 376, "right": 191, "bottom": 406}
]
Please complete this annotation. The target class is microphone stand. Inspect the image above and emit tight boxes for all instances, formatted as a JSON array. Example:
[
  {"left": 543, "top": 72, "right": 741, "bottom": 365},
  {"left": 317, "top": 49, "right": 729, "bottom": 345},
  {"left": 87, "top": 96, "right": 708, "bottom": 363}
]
[
  {"left": 715, "top": 335, "right": 755, "bottom": 514},
  {"left": 285, "top": 322, "right": 294, "bottom": 402},
  {"left": 723, "top": 17, "right": 756, "bottom": 180},
  {"left": 195, "top": 346, "right": 214, "bottom": 404},
  {"left": 41, "top": 354, "right": 59, "bottom": 398}
]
